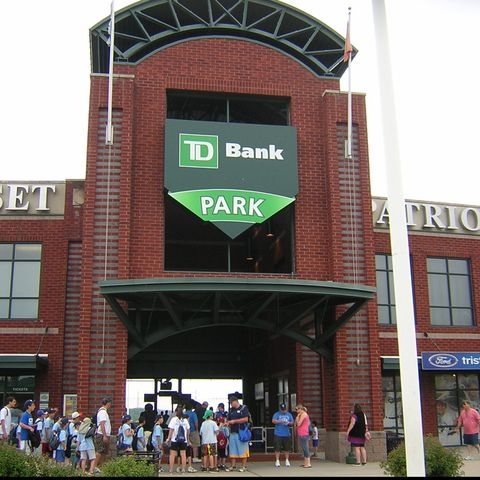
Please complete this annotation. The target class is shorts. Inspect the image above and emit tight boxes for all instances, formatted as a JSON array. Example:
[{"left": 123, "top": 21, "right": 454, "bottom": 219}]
[
  {"left": 201, "top": 443, "right": 217, "bottom": 457},
  {"left": 228, "top": 433, "right": 249, "bottom": 459},
  {"left": 189, "top": 431, "right": 201, "bottom": 447},
  {"left": 54, "top": 450, "right": 66, "bottom": 463},
  {"left": 217, "top": 448, "right": 227, "bottom": 459},
  {"left": 94, "top": 435, "right": 110, "bottom": 455},
  {"left": 273, "top": 435, "right": 292, "bottom": 452},
  {"left": 80, "top": 449, "right": 96, "bottom": 461},
  {"left": 463, "top": 433, "right": 479, "bottom": 446},
  {"left": 170, "top": 441, "right": 187, "bottom": 454},
  {"left": 312, "top": 439, "right": 319, "bottom": 448}
]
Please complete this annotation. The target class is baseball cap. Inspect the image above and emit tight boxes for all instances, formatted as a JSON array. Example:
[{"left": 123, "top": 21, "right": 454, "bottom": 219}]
[
  {"left": 36, "top": 409, "right": 45, "bottom": 417},
  {"left": 203, "top": 409, "right": 214, "bottom": 420},
  {"left": 24, "top": 399, "right": 35, "bottom": 410},
  {"left": 71, "top": 411, "right": 81, "bottom": 420},
  {"left": 218, "top": 403, "right": 225, "bottom": 408},
  {"left": 122, "top": 415, "right": 132, "bottom": 423},
  {"left": 280, "top": 403, "right": 287, "bottom": 410},
  {"left": 60, "top": 417, "right": 69, "bottom": 426},
  {"left": 47, "top": 408, "right": 56, "bottom": 414}
]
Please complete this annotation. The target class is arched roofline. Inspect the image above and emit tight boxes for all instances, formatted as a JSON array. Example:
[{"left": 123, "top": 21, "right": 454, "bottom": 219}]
[{"left": 90, "top": 0, "right": 357, "bottom": 78}]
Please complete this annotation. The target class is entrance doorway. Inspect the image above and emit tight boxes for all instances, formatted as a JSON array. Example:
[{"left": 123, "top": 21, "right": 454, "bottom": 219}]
[{"left": 125, "top": 378, "right": 243, "bottom": 420}]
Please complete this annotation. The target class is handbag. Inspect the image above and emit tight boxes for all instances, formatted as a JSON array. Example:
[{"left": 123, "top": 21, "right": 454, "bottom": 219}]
[
  {"left": 238, "top": 424, "right": 252, "bottom": 443},
  {"left": 364, "top": 413, "right": 371, "bottom": 441}
]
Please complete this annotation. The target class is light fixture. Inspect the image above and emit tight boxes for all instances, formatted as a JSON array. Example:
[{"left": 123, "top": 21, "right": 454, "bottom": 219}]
[
  {"left": 246, "top": 237, "right": 254, "bottom": 261},
  {"left": 266, "top": 219, "right": 274, "bottom": 237}
]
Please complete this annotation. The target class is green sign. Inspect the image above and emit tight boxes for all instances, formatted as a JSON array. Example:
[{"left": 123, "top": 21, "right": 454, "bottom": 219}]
[{"left": 165, "top": 120, "right": 298, "bottom": 238}]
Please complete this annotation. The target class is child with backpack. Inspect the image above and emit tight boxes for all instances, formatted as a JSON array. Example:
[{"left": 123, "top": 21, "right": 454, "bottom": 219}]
[
  {"left": 216, "top": 416, "right": 230, "bottom": 471},
  {"left": 77, "top": 417, "right": 96, "bottom": 475},
  {"left": 166, "top": 407, "right": 190, "bottom": 474},
  {"left": 133, "top": 416, "right": 146, "bottom": 452},
  {"left": 117, "top": 415, "right": 134, "bottom": 453},
  {"left": 53, "top": 417, "right": 69, "bottom": 463}
]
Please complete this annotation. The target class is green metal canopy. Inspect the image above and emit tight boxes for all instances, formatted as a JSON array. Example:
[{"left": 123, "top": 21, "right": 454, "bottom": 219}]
[
  {"left": 99, "top": 277, "right": 375, "bottom": 361},
  {"left": 90, "top": 0, "right": 356, "bottom": 77},
  {"left": 0, "top": 354, "right": 48, "bottom": 374}
]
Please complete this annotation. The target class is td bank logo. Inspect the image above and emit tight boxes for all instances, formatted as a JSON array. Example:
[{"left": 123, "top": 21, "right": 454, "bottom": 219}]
[{"left": 179, "top": 133, "right": 218, "bottom": 169}]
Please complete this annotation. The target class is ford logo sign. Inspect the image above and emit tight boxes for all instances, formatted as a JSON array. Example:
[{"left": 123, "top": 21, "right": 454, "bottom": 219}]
[{"left": 428, "top": 354, "right": 458, "bottom": 368}]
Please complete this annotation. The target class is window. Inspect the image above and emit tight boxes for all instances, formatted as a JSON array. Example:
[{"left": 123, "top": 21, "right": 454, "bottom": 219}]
[
  {"left": 382, "top": 375, "right": 403, "bottom": 436},
  {"left": 277, "top": 377, "right": 289, "bottom": 409},
  {"left": 0, "top": 244, "right": 41, "bottom": 319},
  {"left": 167, "top": 91, "right": 290, "bottom": 125},
  {"left": 427, "top": 258, "right": 473, "bottom": 326},
  {"left": 376, "top": 254, "right": 396, "bottom": 324},
  {"left": 435, "top": 373, "right": 480, "bottom": 446},
  {"left": 164, "top": 193, "right": 294, "bottom": 273}
]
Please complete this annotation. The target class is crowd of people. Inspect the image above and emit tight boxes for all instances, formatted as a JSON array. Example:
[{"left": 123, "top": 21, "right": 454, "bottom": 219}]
[{"left": 2, "top": 393, "right": 380, "bottom": 474}]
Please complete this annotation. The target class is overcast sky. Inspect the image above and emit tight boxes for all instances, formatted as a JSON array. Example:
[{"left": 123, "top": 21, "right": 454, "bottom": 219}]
[{"left": 1, "top": 0, "right": 478, "bottom": 205}]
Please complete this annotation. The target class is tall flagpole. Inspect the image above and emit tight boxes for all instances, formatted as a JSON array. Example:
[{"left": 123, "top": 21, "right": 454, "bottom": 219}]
[
  {"left": 371, "top": 0, "right": 425, "bottom": 476},
  {"left": 106, "top": 0, "right": 115, "bottom": 146}
]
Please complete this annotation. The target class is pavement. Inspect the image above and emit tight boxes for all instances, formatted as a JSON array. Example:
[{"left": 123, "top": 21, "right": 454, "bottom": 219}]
[{"left": 158, "top": 450, "right": 480, "bottom": 477}]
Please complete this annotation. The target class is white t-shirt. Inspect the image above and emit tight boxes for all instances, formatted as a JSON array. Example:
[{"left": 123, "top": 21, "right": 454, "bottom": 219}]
[
  {"left": 200, "top": 419, "right": 219, "bottom": 445},
  {"left": 168, "top": 416, "right": 190, "bottom": 443},
  {"left": 97, "top": 408, "right": 111, "bottom": 435},
  {"left": 0, "top": 406, "right": 11, "bottom": 436}
]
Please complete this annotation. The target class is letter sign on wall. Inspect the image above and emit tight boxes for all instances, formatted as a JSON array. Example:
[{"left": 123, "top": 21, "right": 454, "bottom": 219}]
[{"left": 165, "top": 120, "right": 298, "bottom": 238}]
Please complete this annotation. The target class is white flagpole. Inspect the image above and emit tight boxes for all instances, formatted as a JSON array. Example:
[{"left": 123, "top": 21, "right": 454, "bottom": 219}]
[
  {"left": 106, "top": 0, "right": 115, "bottom": 145},
  {"left": 371, "top": 0, "right": 425, "bottom": 476},
  {"left": 346, "top": 7, "right": 352, "bottom": 160}
]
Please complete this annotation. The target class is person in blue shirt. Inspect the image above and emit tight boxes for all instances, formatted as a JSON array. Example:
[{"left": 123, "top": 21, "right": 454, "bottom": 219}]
[
  {"left": 54, "top": 417, "right": 69, "bottom": 463},
  {"left": 118, "top": 415, "right": 134, "bottom": 453},
  {"left": 19, "top": 399, "right": 36, "bottom": 454},
  {"left": 272, "top": 403, "right": 294, "bottom": 468},
  {"left": 152, "top": 414, "right": 165, "bottom": 473}
]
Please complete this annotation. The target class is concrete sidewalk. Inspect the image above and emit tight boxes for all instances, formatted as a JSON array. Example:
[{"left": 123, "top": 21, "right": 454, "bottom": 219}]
[{"left": 163, "top": 456, "right": 480, "bottom": 477}]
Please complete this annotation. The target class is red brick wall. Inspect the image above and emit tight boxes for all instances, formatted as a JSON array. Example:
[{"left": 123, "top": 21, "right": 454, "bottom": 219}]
[
  {"left": 79, "top": 37, "right": 378, "bottom": 429},
  {"left": 0, "top": 181, "right": 83, "bottom": 411},
  {"left": 375, "top": 230, "right": 480, "bottom": 435}
]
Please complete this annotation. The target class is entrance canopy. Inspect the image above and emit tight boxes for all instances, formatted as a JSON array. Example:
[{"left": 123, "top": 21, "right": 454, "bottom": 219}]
[
  {"left": 0, "top": 354, "right": 48, "bottom": 375},
  {"left": 100, "top": 278, "right": 375, "bottom": 361}
]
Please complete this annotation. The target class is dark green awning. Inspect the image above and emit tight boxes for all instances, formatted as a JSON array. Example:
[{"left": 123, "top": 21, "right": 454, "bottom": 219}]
[
  {"left": 99, "top": 277, "right": 375, "bottom": 361},
  {"left": 0, "top": 354, "right": 48, "bottom": 374}
]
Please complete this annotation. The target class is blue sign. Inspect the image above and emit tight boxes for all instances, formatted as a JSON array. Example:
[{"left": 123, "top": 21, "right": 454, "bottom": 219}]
[{"left": 421, "top": 352, "right": 480, "bottom": 370}]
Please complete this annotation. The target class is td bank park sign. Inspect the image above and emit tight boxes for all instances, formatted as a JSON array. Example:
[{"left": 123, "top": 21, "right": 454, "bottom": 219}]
[{"left": 165, "top": 120, "right": 298, "bottom": 238}]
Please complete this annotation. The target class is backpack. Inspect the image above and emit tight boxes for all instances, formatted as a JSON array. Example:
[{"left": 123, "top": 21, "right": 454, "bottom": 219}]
[
  {"left": 28, "top": 429, "right": 41, "bottom": 449},
  {"left": 48, "top": 428, "right": 61, "bottom": 450},
  {"left": 146, "top": 431, "right": 154, "bottom": 452},
  {"left": 132, "top": 426, "right": 140, "bottom": 451},
  {"left": 116, "top": 430, "right": 124, "bottom": 450},
  {"left": 308, "top": 423, "right": 314, "bottom": 436},
  {"left": 217, "top": 430, "right": 227, "bottom": 449},
  {"left": 8, "top": 425, "right": 18, "bottom": 447},
  {"left": 176, "top": 422, "right": 186, "bottom": 443},
  {"left": 85, "top": 424, "right": 96, "bottom": 438},
  {"left": 65, "top": 434, "right": 74, "bottom": 458}
]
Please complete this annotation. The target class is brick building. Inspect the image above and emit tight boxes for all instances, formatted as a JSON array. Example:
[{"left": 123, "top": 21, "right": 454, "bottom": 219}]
[{"left": 0, "top": 0, "right": 479, "bottom": 462}]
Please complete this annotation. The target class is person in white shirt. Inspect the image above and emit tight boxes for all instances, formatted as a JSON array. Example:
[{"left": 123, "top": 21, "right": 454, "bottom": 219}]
[
  {"left": 0, "top": 396, "right": 16, "bottom": 441},
  {"left": 166, "top": 407, "right": 190, "bottom": 474},
  {"left": 200, "top": 409, "right": 219, "bottom": 472},
  {"left": 93, "top": 397, "right": 112, "bottom": 472}
]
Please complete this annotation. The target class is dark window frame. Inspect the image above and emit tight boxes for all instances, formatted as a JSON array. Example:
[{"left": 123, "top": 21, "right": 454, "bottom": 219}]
[
  {"left": 167, "top": 90, "right": 291, "bottom": 126},
  {"left": 427, "top": 257, "right": 474, "bottom": 327},
  {"left": 376, "top": 253, "right": 396, "bottom": 325},
  {"left": 0, "top": 243, "right": 42, "bottom": 320}
]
